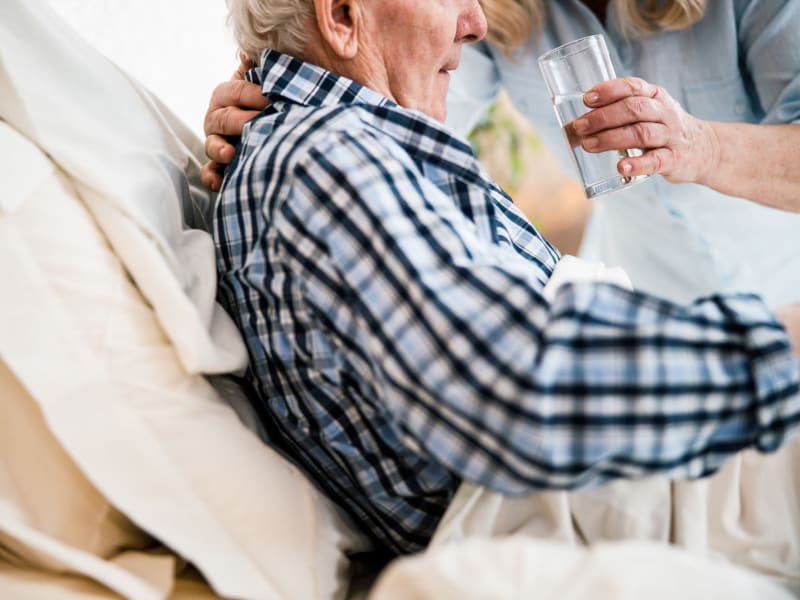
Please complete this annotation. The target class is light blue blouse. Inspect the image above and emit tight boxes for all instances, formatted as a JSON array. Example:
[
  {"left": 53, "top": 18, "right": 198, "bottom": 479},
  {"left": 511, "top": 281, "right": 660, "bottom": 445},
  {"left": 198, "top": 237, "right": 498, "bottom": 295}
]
[{"left": 448, "top": 0, "right": 800, "bottom": 306}]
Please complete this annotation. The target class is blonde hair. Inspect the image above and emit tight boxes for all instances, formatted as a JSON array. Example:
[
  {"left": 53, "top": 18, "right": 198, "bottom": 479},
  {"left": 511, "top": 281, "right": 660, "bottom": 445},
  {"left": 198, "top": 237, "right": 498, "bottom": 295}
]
[
  {"left": 481, "top": 0, "right": 545, "bottom": 58},
  {"left": 226, "top": 0, "right": 314, "bottom": 63},
  {"left": 483, "top": 0, "right": 707, "bottom": 55},
  {"left": 616, "top": 0, "right": 706, "bottom": 34}
]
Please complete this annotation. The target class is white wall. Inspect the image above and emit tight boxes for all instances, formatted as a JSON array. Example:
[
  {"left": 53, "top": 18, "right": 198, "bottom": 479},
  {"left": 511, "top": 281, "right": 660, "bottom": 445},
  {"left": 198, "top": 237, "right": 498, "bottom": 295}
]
[{"left": 48, "top": 1, "right": 239, "bottom": 138}]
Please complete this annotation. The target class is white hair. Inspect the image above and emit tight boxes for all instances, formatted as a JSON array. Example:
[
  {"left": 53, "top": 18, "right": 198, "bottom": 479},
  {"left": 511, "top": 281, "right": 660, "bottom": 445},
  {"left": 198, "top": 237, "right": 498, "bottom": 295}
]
[{"left": 226, "top": 0, "right": 315, "bottom": 63}]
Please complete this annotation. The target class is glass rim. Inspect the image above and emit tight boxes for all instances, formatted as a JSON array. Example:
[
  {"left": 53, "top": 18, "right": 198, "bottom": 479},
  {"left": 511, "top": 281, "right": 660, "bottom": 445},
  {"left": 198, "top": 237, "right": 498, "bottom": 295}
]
[{"left": 537, "top": 33, "right": 606, "bottom": 64}]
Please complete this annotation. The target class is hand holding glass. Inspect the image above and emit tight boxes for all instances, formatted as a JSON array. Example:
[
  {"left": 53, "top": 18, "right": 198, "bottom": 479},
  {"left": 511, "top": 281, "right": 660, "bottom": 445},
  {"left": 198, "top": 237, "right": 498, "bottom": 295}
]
[{"left": 538, "top": 34, "right": 649, "bottom": 198}]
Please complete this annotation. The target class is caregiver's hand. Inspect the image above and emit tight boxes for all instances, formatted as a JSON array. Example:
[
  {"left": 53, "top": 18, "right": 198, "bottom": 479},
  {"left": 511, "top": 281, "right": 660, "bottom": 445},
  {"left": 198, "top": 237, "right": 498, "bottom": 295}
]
[
  {"left": 571, "top": 77, "right": 717, "bottom": 184},
  {"left": 200, "top": 56, "right": 268, "bottom": 192},
  {"left": 573, "top": 76, "right": 800, "bottom": 212}
]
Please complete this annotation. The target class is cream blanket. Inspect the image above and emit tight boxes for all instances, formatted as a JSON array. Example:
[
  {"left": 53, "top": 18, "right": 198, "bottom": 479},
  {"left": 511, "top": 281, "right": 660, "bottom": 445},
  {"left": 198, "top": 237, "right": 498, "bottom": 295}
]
[{"left": 410, "top": 257, "right": 800, "bottom": 597}]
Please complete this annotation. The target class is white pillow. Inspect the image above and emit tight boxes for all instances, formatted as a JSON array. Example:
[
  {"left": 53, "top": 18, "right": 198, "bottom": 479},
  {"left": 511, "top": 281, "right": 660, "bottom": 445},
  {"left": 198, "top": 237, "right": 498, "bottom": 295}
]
[{"left": 0, "top": 0, "right": 245, "bottom": 376}]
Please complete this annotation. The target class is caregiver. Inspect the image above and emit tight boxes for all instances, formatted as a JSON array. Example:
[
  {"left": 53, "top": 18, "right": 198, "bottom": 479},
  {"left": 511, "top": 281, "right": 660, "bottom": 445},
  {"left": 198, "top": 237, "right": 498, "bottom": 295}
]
[{"left": 201, "top": 0, "right": 800, "bottom": 306}]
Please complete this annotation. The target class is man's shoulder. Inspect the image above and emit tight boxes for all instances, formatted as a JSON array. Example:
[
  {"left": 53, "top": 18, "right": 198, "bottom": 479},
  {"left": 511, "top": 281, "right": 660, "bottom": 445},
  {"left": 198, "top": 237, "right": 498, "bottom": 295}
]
[
  {"left": 244, "top": 103, "right": 402, "bottom": 167},
  {"left": 223, "top": 103, "right": 420, "bottom": 217}
]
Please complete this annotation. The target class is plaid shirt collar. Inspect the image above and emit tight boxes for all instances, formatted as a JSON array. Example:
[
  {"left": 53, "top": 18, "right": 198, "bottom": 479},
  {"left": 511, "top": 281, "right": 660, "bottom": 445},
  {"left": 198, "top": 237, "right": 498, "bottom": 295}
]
[
  {"left": 252, "top": 49, "right": 496, "bottom": 191},
  {"left": 256, "top": 48, "right": 393, "bottom": 111}
]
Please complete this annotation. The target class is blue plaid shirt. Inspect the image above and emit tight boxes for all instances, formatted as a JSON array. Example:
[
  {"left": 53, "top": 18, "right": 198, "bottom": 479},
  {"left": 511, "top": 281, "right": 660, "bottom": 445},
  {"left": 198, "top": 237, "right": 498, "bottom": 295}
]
[{"left": 214, "top": 50, "right": 800, "bottom": 555}]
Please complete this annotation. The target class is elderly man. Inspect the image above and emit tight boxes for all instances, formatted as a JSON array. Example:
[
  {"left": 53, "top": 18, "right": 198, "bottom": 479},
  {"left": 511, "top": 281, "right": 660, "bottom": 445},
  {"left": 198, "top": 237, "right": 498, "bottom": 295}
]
[{"left": 214, "top": 0, "right": 800, "bottom": 556}]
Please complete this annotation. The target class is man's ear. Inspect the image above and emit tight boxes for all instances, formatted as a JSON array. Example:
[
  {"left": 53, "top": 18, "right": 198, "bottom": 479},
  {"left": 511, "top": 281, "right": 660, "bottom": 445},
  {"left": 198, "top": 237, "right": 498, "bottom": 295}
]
[{"left": 314, "top": 0, "right": 360, "bottom": 60}]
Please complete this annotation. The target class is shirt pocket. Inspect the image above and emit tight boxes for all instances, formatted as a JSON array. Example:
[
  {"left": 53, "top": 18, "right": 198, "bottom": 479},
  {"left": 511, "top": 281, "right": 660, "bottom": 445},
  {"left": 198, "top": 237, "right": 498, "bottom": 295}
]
[{"left": 683, "top": 75, "right": 756, "bottom": 123}]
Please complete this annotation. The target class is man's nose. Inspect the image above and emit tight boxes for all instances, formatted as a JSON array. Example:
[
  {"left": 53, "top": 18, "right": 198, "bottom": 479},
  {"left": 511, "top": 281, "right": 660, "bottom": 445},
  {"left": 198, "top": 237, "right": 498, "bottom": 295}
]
[{"left": 457, "top": 0, "right": 488, "bottom": 43}]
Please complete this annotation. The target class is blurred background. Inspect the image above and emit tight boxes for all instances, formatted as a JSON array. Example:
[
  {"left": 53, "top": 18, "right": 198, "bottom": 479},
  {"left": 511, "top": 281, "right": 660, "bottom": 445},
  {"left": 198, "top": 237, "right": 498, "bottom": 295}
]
[
  {"left": 48, "top": 1, "right": 237, "bottom": 139},
  {"left": 469, "top": 92, "right": 590, "bottom": 254},
  {"left": 47, "top": 0, "right": 589, "bottom": 254}
]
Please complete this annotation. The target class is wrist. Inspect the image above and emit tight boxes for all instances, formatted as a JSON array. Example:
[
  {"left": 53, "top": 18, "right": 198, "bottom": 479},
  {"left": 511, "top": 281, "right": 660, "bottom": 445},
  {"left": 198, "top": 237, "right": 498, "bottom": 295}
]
[{"left": 694, "top": 118, "right": 723, "bottom": 187}]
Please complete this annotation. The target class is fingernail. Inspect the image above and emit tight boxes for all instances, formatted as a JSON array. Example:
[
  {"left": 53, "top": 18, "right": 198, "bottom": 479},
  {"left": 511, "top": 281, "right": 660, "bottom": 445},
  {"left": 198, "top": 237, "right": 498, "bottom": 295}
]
[
  {"left": 584, "top": 92, "right": 599, "bottom": 104},
  {"left": 573, "top": 118, "right": 590, "bottom": 134},
  {"left": 621, "top": 162, "right": 632, "bottom": 174},
  {"left": 584, "top": 137, "right": 598, "bottom": 150}
]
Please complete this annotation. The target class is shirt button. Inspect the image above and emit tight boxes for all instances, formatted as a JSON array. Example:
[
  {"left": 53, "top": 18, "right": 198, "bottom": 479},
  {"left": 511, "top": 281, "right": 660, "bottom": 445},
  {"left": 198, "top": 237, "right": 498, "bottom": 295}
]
[{"left": 734, "top": 101, "right": 746, "bottom": 115}]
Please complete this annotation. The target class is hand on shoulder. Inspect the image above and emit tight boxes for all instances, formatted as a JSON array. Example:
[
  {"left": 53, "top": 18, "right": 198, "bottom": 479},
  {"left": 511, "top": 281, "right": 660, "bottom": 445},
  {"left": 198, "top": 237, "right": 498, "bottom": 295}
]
[{"left": 200, "top": 55, "right": 269, "bottom": 192}]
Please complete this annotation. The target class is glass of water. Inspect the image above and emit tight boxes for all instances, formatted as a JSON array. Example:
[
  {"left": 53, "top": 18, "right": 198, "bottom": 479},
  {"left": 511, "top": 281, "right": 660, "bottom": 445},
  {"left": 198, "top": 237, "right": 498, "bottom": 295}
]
[{"left": 538, "top": 34, "right": 649, "bottom": 198}]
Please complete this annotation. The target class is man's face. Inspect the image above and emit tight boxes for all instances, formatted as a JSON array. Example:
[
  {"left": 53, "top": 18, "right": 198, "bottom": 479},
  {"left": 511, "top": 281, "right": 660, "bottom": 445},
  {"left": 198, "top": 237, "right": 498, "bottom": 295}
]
[{"left": 359, "top": 0, "right": 487, "bottom": 122}]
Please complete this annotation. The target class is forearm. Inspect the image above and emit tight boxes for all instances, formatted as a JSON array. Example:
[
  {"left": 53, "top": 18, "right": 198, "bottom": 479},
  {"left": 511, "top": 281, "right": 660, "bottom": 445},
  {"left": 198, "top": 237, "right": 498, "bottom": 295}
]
[{"left": 700, "top": 122, "right": 800, "bottom": 212}]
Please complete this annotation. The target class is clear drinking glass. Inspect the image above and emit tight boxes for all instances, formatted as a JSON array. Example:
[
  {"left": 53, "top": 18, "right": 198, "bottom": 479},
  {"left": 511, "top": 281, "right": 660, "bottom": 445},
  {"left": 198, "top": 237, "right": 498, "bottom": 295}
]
[{"left": 538, "top": 34, "right": 649, "bottom": 198}]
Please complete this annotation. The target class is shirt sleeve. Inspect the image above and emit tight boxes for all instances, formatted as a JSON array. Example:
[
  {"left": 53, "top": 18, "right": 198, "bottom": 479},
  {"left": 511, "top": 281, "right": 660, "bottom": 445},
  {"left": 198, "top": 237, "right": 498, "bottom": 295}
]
[
  {"left": 445, "top": 42, "right": 503, "bottom": 137},
  {"left": 277, "top": 127, "right": 800, "bottom": 495},
  {"left": 738, "top": 0, "right": 800, "bottom": 124}
]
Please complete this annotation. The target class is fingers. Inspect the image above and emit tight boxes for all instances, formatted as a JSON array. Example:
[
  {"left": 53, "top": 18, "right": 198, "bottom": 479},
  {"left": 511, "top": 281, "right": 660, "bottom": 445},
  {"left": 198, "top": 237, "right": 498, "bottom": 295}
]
[
  {"left": 584, "top": 77, "right": 659, "bottom": 107},
  {"left": 204, "top": 79, "right": 267, "bottom": 136},
  {"left": 200, "top": 56, "right": 265, "bottom": 193},
  {"left": 205, "top": 133, "right": 237, "bottom": 165},
  {"left": 581, "top": 122, "right": 670, "bottom": 153},
  {"left": 572, "top": 93, "right": 664, "bottom": 137},
  {"left": 209, "top": 79, "right": 269, "bottom": 113},
  {"left": 204, "top": 104, "right": 263, "bottom": 138},
  {"left": 573, "top": 77, "right": 676, "bottom": 158},
  {"left": 200, "top": 160, "right": 225, "bottom": 193},
  {"left": 617, "top": 147, "right": 675, "bottom": 178}
]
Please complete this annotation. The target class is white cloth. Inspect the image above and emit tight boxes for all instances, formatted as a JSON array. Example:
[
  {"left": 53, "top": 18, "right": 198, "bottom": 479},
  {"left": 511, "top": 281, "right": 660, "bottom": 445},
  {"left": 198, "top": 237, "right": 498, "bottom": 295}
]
[
  {"left": 431, "top": 436, "right": 800, "bottom": 593},
  {"left": 0, "top": 0, "right": 246, "bottom": 375},
  {"left": 540, "top": 255, "right": 633, "bottom": 303},
  {"left": 370, "top": 538, "right": 793, "bottom": 600}
]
